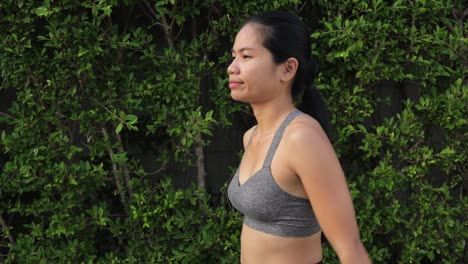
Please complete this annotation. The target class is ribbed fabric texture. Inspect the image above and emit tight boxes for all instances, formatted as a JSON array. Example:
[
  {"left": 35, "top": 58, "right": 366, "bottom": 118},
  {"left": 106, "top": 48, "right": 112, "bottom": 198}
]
[{"left": 228, "top": 110, "right": 321, "bottom": 237}]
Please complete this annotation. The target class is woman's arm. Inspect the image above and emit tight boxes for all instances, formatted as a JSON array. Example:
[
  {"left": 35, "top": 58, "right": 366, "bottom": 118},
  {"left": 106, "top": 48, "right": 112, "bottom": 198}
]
[{"left": 286, "top": 117, "right": 371, "bottom": 264}]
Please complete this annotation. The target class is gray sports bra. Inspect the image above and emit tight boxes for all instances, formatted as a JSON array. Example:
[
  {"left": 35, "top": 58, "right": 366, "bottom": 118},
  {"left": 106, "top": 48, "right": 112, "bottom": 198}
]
[{"left": 228, "top": 110, "right": 321, "bottom": 237}]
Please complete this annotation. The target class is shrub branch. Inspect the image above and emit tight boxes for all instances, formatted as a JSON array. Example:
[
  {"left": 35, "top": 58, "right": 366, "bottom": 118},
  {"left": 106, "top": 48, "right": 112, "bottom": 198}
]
[{"left": 0, "top": 214, "right": 15, "bottom": 246}]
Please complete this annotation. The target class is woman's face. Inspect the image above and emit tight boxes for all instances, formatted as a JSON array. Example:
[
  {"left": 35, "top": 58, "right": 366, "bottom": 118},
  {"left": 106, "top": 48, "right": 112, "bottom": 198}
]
[{"left": 227, "top": 23, "right": 284, "bottom": 103}]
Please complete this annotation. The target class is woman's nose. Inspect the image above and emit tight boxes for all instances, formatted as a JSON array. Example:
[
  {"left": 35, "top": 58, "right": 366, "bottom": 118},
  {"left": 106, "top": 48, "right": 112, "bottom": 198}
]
[{"left": 227, "top": 60, "right": 239, "bottom": 75}]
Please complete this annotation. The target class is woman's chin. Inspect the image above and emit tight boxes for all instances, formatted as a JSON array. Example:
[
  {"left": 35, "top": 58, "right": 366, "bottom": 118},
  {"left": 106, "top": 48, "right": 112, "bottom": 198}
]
[{"left": 230, "top": 92, "right": 248, "bottom": 103}]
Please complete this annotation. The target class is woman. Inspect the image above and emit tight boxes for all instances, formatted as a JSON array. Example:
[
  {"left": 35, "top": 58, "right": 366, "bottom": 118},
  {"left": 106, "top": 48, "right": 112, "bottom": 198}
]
[{"left": 227, "top": 11, "right": 371, "bottom": 264}]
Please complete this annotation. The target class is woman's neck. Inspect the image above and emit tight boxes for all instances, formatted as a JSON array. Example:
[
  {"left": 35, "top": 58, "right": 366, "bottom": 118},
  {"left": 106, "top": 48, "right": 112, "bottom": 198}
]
[{"left": 250, "top": 102, "right": 296, "bottom": 136}]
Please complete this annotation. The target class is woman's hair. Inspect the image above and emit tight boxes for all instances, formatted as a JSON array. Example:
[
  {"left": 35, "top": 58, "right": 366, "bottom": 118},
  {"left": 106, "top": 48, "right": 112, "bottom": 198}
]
[{"left": 243, "top": 10, "right": 329, "bottom": 134}]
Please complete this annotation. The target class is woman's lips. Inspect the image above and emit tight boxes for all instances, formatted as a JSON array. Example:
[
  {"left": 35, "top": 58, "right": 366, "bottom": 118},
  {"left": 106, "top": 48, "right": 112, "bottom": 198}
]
[{"left": 229, "top": 81, "right": 243, "bottom": 89}]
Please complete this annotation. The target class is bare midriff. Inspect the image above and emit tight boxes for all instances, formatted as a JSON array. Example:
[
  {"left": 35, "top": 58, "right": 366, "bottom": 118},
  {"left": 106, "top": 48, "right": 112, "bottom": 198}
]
[{"left": 240, "top": 224, "right": 323, "bottom": 264}]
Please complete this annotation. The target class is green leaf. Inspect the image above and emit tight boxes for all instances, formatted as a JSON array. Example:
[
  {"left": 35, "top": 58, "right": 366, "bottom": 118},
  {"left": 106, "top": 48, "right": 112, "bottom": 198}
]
[
  {"left": 311, "top": 32, "right": 321, "bottom": 39},
  {"left": 334, "top": 51, "right": 349, "bottom": 58},
  {"left": 34, "top": 7, "right": 50, "bottom": 17},
  {"left": 125, "top": 114, "right": 138, "bottom": 122},
  {"left": 116, "top": 123, "right": 123, "bottom": 134}
]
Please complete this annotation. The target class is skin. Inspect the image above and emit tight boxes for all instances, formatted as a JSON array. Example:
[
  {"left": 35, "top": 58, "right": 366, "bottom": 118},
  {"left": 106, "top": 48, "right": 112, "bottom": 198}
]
[{"left": 228, "top": 23, "right": 372, "bottom": 264}]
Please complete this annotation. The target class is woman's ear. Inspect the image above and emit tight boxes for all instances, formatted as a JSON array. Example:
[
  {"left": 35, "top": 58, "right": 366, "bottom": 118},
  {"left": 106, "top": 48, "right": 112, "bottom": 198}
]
[{"left": 280, "top": 57, "right": 299, "bottom": 82}]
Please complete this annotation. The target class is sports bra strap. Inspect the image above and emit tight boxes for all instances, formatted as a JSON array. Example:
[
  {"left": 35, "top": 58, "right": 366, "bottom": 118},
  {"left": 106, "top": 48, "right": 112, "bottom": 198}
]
[
  {"left": 262, "top": 110, "right": 302, "bottom": 168},
  {"left": 245, "top": 125, "right": 258, "bottom": 149}
]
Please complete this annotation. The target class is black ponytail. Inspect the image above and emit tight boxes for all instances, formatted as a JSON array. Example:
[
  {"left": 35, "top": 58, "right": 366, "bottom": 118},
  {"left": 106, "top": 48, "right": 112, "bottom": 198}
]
[
  {"left": 297, "top": 84, "right": 329, "bottom": 134},
  {"left": 244, "top": 10, "right": 330, "bottom": 134},
  {"left": 296, "top": 57, "right": 329, "bottom": 134}
]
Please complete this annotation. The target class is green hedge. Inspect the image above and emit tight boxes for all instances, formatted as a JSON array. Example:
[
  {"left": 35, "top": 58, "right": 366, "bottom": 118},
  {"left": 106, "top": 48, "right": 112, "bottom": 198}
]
[{"left": 0, "top": 0, "right": 466, "bottom": 263}]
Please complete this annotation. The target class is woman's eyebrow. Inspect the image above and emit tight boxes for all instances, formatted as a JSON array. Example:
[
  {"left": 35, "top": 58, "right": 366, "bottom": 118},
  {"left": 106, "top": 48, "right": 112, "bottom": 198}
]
[{"left": 231, "top": 47, "right": 255, "bottom": 53}]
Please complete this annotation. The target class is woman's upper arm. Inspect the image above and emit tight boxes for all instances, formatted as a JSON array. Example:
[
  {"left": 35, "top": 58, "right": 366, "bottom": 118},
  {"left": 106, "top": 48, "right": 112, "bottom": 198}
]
[{"left": 287, "top": 120, "right": 369, "bottom": 262}]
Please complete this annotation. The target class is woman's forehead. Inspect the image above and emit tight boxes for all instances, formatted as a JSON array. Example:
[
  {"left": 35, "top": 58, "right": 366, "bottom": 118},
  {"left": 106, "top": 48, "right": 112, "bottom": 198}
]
[{"left": 232, "top": 24, "right": 264, "bottom": 51}]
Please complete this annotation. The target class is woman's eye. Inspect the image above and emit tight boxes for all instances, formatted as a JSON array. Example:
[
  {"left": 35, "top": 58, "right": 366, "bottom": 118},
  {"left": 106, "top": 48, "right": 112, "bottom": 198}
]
[{"left": 231, "top": 55, "right": 251, "bottom": 61}]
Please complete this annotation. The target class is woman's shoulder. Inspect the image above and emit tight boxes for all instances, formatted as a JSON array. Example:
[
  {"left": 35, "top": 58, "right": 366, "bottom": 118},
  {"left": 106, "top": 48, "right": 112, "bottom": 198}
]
[
  {"left": 284, "top": 114, "right": 331, "bottom": 152},
  {"left": 283, "top": 114, "right": 339, "bottom": 178}
]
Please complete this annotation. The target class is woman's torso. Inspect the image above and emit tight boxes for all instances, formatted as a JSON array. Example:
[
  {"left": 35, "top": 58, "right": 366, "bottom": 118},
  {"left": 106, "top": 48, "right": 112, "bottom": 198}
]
[
  {"left": 228, "top": 111, "right": 323, "bottom": 263},
  {"left": 240, "top": 225, "right": 322, "bottom": 264}
]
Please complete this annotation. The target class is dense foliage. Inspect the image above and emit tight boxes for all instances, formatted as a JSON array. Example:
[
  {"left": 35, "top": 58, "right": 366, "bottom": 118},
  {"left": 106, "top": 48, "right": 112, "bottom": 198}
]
[{"left": 0, "top": 0, "right": 466, "bottom": 263}]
